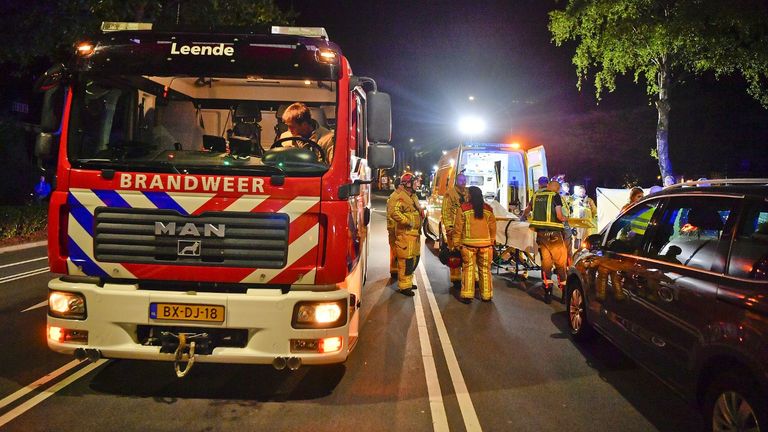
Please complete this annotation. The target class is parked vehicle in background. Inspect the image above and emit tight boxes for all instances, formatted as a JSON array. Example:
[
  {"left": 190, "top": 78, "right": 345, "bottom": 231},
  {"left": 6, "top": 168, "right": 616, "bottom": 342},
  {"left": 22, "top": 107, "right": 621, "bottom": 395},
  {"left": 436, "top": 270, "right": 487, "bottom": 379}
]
[
  {"left": 566, "top": 179, "right": 768, "bottom": 431},
  {"left": 424, "top": 142, "right": 547, "bottom": 244}
]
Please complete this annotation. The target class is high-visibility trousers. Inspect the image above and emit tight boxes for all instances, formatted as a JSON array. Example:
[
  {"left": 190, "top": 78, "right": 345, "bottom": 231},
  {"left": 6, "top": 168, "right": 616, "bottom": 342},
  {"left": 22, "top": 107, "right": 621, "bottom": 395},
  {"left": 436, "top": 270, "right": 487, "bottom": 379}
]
[
  {"left": 460, "top": 245, "right": 493, "bottom": 300},
  {"left": 537, "top": 231, "right": 567, "bottom": 288},
  {"left": 395, "top": 234, "right": 421, "bottom": 290},
  {"left": 388, "top": 230, "right": 397, "bottom": 273},
  {"left": 446, "top": 231, "right": 461, "bottom": 282}
]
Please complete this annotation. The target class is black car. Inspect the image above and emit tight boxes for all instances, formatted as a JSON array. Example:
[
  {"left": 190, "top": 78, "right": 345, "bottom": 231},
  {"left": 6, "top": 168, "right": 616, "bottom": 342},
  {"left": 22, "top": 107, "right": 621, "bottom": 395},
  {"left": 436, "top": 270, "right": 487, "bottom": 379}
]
[{"left": 566, "top": 179, "right": 768, "bottom": 432}]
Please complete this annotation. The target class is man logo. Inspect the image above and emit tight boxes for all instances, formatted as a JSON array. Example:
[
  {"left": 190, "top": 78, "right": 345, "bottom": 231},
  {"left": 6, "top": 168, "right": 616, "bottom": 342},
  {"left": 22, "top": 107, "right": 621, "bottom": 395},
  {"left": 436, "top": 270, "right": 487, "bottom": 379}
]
[
  {"left": 178, "top": 240, "right": 201, "bottom": 257},
  {"left": 155, "top": 222, "right": 225, "bottom": 238}
]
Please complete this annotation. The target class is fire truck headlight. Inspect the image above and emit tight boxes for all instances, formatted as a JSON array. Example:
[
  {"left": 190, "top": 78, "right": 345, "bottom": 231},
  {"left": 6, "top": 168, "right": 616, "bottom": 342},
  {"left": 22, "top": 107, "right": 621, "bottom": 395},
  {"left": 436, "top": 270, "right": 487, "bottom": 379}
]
[
  {"left": 49, "top": 291, "right": 87, "bottom": 320},
  {"left": 292, "top": 300, "right": 347, "bottom": 329}
]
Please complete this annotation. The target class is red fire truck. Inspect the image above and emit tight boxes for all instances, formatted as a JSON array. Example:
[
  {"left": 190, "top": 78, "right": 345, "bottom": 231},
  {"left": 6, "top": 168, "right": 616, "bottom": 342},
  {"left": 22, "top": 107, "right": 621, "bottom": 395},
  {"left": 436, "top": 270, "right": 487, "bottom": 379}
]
[{"left": 35, "top": 23, "right": 394, "bottom": 376}]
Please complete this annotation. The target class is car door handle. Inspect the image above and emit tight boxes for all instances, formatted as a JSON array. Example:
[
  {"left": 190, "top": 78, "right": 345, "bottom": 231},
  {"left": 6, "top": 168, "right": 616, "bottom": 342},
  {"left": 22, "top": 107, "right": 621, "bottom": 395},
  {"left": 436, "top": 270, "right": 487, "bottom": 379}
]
[{"left": 657, "top": 286, "right": 674, "bottom": 302}]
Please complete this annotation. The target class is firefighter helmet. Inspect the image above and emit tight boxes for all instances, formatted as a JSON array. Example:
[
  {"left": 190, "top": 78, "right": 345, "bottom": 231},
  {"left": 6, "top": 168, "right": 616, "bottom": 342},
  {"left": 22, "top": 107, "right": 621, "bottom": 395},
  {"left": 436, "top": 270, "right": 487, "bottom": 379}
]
[{"left": 400, "top": 172, "right": 415, "bottom": 188}]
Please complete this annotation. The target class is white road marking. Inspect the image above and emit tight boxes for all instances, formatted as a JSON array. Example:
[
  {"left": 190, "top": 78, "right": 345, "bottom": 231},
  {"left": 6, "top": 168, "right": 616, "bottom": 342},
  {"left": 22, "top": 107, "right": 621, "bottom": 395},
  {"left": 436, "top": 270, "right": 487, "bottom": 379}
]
[
  {"left": 418, "top": 263, "right": 482, "bottom": 431},
  {"left": 0, "top": 267, "right": 49, "bottom": 284},
  {"left": 0, "top": 359, "right": 106, "bottom": 428},
  {"left": 0, "top": 256, "right": 46, "bottom": 270},
  {"left": 413, "top": 269, "right": 449, "bottom": 432},
  {"left": 21, "top": 300, "right": 48, "bottom": 313},
  {"left": 0, "top": 360, "right": 81, "bottom": 411}
]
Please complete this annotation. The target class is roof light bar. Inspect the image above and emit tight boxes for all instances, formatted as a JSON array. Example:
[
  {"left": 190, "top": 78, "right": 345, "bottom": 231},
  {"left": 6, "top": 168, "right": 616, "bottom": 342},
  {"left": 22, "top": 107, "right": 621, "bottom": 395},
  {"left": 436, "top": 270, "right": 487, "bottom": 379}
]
[
  {"left": 271, "top": 26, "right": 329, "bottom": 39},
  {"left": 101, "top": 22, "right": 153, "bottom": 33}
]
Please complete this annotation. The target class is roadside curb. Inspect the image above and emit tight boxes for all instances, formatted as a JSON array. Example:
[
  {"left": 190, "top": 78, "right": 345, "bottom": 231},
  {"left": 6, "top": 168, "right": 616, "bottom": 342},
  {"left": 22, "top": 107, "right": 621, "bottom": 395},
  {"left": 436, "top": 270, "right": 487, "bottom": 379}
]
[{"left": 0, "top": 240, "right": 48, "bottom": 254}]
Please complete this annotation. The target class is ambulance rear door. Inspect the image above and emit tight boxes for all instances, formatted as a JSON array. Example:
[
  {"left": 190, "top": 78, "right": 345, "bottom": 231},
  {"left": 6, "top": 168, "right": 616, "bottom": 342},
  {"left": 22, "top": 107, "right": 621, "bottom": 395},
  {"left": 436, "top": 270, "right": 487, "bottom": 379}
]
[{"left": 526, "top": 145, "right": 548, "bottom": 197}]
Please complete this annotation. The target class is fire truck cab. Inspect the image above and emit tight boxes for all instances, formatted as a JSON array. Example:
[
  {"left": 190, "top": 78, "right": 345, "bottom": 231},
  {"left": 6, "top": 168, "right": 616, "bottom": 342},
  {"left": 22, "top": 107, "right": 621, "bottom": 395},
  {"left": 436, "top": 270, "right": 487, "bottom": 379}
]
[{"left": 35, "top": 23, "right": 394, "bottom": 374}]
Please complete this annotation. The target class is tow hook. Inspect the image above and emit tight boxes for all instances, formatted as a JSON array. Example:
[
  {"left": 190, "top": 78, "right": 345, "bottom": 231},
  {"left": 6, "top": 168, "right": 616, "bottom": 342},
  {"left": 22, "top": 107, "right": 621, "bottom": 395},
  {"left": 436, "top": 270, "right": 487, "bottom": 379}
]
[
  {"left": 174, "top": 334, "right": 196, "bottom": 378},
  {"left": 160, "top": 332, "right": 210, "bottom": 378}
]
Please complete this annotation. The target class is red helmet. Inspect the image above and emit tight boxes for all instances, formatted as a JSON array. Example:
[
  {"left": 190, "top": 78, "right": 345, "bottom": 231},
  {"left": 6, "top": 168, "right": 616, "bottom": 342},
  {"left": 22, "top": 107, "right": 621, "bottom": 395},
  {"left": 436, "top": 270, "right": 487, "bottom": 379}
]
[{"left": 400, "top": 172, "right": 415, "bottom": 187}]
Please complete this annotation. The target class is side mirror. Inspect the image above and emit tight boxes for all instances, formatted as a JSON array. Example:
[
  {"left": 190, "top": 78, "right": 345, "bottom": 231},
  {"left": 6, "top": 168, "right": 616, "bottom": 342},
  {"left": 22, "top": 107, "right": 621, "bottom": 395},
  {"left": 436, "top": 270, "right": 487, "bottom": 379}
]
[
  {"left": 35, "top": 132, "right": 57, "bottom": 162},
  {"left": 366, "top": 91, "right": 391, "bottom": 144},
  {"left": 33, "top": 63, "right": 67, "bottom": 93},
  {"left": 39, "top": 87, "right": 65, "bottom": 133},
  {"left": 367, "top": 143, "right": 394, "bottom": 169},
  {"left": 583, "top": 234, "right": 603, "bottom": 252}
]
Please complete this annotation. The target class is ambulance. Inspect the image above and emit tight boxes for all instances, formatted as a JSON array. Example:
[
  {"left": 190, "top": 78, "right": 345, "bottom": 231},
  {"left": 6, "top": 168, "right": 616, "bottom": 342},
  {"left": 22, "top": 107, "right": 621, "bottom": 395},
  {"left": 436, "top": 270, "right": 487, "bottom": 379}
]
[
  {"left": 425, "top": 142, "right": 547, "bottom": 243},
  {"left": 34, "top": 23, "right": 394, "bottom": 375}
]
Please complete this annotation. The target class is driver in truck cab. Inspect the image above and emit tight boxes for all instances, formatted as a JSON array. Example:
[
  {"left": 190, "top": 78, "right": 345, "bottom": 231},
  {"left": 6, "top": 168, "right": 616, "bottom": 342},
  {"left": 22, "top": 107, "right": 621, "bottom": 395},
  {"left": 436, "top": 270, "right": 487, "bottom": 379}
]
[{"left": 279, "top": 102, "right": 335, "bottom": 162}]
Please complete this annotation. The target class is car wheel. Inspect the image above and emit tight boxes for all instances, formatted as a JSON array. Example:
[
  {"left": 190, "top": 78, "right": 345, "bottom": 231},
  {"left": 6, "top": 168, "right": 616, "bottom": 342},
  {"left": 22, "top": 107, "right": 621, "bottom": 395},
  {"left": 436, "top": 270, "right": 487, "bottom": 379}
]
[
  {"left": 705, "top": 371, "right": 766, "bottom": 432},
  {"left": 568, "top": 282, "right": 595, "bottom": 341}
]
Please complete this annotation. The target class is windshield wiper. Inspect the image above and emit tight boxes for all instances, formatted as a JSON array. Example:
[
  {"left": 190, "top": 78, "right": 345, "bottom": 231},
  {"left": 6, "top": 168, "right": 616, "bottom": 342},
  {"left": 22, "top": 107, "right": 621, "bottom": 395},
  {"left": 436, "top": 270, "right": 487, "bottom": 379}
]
[
  {"left": 182, "top": 164, "right": 284, "bottom": 175},
  {"left": 155, "top": 160, "right": 180, "bottom": 174}
]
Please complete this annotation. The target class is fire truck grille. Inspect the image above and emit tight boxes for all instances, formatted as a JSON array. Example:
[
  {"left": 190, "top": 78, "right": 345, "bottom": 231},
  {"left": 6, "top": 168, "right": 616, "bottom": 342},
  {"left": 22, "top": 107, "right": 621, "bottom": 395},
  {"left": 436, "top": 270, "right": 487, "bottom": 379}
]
[{"left": 93, "top": 208, "right": 290, "bottom": 268}]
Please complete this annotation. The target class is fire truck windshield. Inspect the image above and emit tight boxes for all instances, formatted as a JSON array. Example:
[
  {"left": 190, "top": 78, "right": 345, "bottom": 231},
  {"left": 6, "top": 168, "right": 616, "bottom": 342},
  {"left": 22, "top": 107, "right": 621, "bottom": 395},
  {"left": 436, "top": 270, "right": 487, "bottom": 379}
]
[{"left": 67, "top": 74, "right": 338, "bottom": 175}]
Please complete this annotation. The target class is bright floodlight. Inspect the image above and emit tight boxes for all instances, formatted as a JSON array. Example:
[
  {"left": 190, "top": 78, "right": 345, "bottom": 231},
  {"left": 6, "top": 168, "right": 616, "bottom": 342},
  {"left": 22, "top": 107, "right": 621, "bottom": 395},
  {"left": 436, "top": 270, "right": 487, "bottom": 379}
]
[{"left": 458, "top": 116, "right": 486, "bottom": 135}]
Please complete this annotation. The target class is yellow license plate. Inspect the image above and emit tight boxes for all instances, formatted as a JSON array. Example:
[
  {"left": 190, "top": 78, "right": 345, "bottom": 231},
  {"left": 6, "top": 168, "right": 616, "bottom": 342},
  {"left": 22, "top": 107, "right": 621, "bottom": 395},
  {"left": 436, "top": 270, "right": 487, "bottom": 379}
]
[{"left": 150, "top": 303, "right": 225, "bottom": 322}]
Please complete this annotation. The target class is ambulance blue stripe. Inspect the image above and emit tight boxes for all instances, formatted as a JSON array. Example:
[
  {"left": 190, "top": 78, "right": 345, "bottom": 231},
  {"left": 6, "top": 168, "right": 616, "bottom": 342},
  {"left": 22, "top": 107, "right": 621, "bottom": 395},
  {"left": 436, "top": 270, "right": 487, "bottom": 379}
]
[
  {"left": 93, "top": 189, "right": 131, "bottom": 208},
  {"left": 67, "top": 194, "right": 95, "bottom": 237},
  {"left": 142, "top": 191, "right": 188, "bottom": 215},
  {"left": 68, "top": 237, "right": 108, "bottom": 278}
]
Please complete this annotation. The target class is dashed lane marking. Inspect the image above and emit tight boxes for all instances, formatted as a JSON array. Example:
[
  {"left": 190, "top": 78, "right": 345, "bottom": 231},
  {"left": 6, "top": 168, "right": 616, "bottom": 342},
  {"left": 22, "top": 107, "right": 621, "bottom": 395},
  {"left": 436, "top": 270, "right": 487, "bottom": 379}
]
[{"left": 21, "top": 300, "right": 48, "bottom": 313}]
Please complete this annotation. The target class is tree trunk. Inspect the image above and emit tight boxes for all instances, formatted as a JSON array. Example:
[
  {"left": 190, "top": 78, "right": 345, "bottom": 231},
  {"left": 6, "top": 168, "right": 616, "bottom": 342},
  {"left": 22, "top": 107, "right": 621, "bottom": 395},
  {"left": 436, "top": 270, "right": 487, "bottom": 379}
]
[{"left": 655, "top": 64, "right": 674, "bottom": 185}]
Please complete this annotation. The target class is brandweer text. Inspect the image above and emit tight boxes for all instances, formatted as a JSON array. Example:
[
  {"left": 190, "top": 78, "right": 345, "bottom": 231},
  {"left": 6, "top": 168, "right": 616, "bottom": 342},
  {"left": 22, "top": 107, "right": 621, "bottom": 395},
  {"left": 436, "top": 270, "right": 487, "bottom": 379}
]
[{"left": 119, "top": 173, "right": 264, "bottom": 193}]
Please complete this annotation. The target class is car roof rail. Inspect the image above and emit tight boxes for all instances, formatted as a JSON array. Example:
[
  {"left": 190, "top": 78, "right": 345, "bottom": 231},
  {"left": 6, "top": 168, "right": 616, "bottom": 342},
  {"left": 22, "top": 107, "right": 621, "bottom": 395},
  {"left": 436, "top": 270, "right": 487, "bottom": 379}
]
[{"left": 664, "top": 178, "right": 768, "bottom": 189}]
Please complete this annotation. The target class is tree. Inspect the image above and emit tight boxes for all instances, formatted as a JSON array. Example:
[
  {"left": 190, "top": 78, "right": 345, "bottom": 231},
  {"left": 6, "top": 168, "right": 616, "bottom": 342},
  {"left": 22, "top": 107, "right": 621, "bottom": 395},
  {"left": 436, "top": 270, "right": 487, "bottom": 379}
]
[
  {"left": 0, "top": 0, "right": 296, "bottom": 74},
  {"left": 549, "top": 0, "right": 768, "bottom": 183}
]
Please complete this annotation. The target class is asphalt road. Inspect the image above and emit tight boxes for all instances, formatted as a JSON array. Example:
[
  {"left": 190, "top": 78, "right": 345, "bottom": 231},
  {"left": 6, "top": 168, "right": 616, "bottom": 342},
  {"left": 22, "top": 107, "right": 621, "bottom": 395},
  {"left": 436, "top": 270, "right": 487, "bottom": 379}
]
[{"left": 0, "top": 196, "right": 704, "bottom": 431}]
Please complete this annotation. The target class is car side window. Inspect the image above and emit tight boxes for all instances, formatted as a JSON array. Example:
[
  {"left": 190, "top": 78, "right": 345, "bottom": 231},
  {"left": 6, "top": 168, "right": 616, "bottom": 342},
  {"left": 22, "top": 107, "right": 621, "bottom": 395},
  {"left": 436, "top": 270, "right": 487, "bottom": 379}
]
[
  {"left": 605, "top": 200, "right": 660, "bottom": 254},
  {"left": 644, "top": 196, "right": 737, "bottom": 271},
  {"left": 727, "top": 199, "right": 768, "bottom": 280}
]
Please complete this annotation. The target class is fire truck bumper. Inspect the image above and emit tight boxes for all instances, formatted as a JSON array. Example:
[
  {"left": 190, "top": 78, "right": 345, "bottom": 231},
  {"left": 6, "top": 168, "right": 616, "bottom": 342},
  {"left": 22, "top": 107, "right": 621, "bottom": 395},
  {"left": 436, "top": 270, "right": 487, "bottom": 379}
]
[{"left": 46, "top": 277, "right": 351, "bottom": 366}]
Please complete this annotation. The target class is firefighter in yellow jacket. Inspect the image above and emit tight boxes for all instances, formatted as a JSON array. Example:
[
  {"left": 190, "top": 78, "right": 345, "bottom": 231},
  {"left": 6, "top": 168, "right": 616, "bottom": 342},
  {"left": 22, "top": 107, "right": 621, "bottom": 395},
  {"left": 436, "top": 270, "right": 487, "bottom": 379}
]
[
  {"left": 528, "top": 180, "right": 568, "bottom": 304},
  {"left": 388, "top": 173, "right": 425, "bottom": 297},
  {"left": 451, "top": 186, "right": 496, "bottom": 303},
  {"left": 441, "top": 173, "right": 468, "bottom": 287},
  {"left": 385, "top": 177, "right": 401, "bottom": 278}
]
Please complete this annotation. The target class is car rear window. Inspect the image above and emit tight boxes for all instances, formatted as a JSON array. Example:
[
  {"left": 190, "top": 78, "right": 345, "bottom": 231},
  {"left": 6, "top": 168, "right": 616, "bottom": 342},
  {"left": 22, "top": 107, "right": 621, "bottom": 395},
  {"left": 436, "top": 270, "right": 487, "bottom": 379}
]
[{"left": 728, "top": 199, "right": 768, "bottom": 280}]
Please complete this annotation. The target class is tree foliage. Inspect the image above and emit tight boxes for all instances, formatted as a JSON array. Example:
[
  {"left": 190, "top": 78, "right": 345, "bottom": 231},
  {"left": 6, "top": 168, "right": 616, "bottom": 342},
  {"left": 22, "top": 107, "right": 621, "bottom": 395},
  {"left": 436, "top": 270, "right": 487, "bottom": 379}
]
[
  {"left": 549, "top": 0, "right": 768, "bottom": 106},
  {"left": 0, "top": 0, "right": 296, "bottom": 73},
  {"left": 548, "top": 0, "right": 768, "bottom": 180}
]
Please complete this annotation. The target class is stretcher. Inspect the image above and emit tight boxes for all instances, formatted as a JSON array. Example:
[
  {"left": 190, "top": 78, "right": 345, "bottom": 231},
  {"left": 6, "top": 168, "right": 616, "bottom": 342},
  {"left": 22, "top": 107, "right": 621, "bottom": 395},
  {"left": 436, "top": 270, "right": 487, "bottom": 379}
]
[{"left": 492, "top": 216, "right": 539, "bottom": 279}]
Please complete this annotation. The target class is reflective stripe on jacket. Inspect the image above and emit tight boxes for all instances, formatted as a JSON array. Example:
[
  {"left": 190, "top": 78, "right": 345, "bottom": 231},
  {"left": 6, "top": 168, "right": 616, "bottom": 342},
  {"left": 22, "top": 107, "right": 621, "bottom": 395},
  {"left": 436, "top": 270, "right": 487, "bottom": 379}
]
[
  {"left": 441, "top": 186, "right": 467, "bottom": 232},
  {"left": 629, "top": 206, "right": 655, "bottom": 235},
  {"left": 389, "top": 189, "right": 422, "bottom": 237},
  {"left": 452, "top": 202, "right": 496, "bottom": 247},
  {"left": 529, "top": 190, "right": 564, "bottom": 230}
]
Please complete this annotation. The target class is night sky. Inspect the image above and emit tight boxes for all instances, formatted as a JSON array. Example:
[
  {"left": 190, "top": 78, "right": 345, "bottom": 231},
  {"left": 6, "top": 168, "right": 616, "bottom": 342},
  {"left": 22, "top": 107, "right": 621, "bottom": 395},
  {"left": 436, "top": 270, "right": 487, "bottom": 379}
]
[
  {"left": 279, "top": 2, "right": 578, "bottom": 144},
  {"left": 280, "top": 0, "right": 768, "bottom": 184}
]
